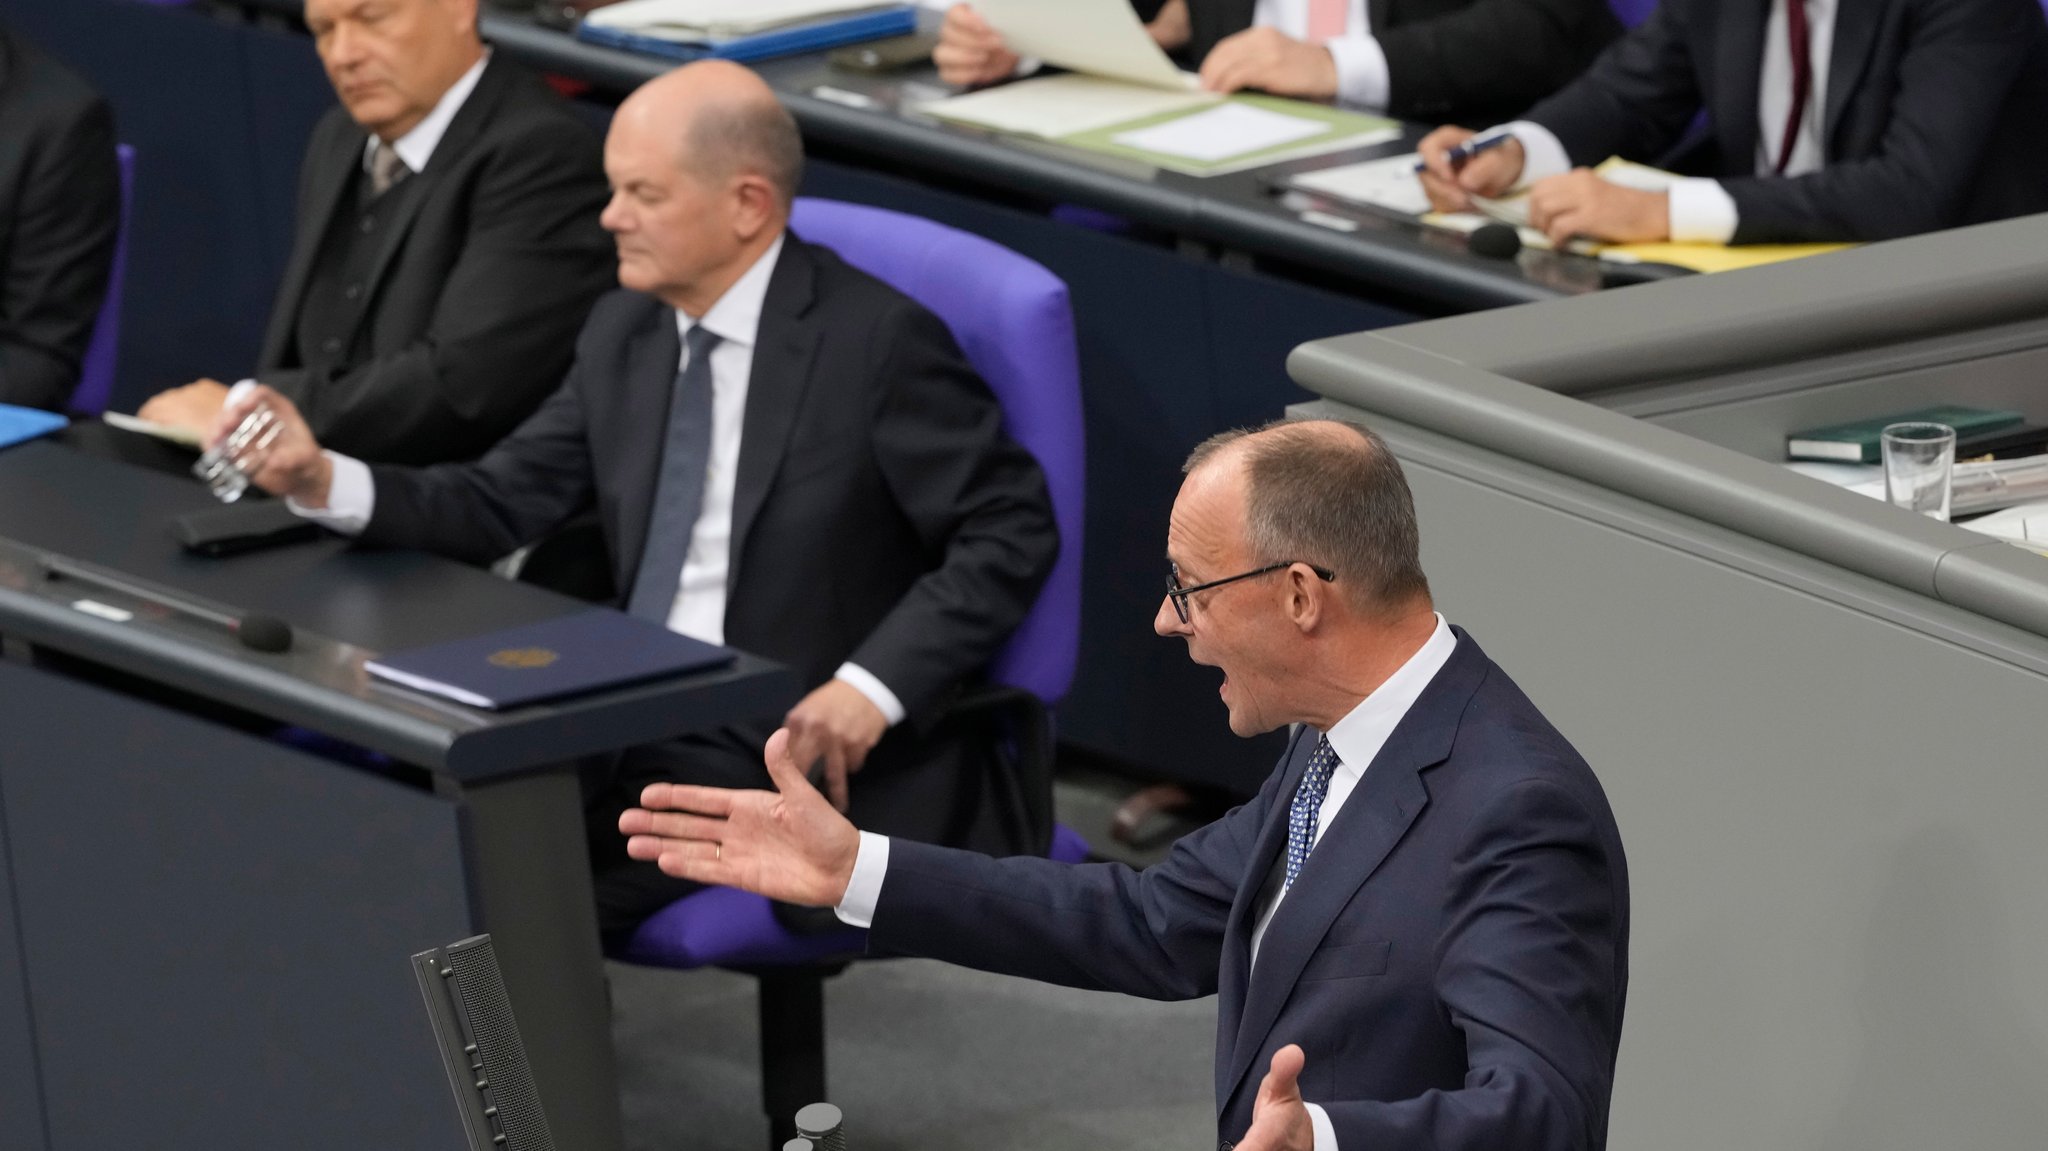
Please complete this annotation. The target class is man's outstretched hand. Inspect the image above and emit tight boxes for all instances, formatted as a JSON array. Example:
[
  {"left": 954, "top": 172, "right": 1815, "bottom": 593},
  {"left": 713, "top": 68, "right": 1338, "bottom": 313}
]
[
  {"left": 1235, "top": 1044, "right": 1316, "bottom": 1151},
  {"left": 620, "top": 727, "right": 863, "bottom": 908}
]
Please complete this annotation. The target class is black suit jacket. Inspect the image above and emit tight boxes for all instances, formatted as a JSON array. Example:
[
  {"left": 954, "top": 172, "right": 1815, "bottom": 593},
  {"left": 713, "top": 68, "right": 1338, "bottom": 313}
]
[
  {"left": 870, "top": 629, "right": 1629, "bottom": 1150},
  {"left": 260, "top": 55, "right": 613, "bottom": 465},
  {"left": 361, "top": 235, "right": 1059, "bottom": 841},
  {"left": 0, "top": 22, "right": 119, "bottom": 411},
  {"left": 1525, "top": 0, "right": 2048, "bottom": 243},
  {"left": 1184, "top": 0, "right": 1620, "bottom": 123}
]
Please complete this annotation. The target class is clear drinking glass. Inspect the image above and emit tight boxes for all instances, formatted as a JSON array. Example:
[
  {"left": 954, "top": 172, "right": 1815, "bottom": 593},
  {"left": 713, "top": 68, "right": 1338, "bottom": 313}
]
[
  {"left": 191, "top": 402, "right": 281, "bottom": 503},
  {"left": 1881, "top": 421, "right": 1957, "bottom": 522}
]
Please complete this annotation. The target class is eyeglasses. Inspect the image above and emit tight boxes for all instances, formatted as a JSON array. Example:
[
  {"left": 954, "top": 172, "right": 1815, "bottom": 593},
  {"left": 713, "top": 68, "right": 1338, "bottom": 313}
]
[{"left": 1165, "top": 561, "right": 1336, "bottom": 624}]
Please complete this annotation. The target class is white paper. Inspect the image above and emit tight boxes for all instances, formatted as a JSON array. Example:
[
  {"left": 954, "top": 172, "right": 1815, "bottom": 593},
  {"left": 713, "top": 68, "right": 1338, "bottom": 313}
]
[
  {"left": 102, "top": 410, "right": 203, "bottom": 448},
  {"left": 585, "top": 0, "right": 898, "bottom": 36},
  {"left": 1289, "top": 153, "right": 1433, "bottom": 217},
  {"left": 922, "top": 73, "right": 1218, "bottom": 138},
  {"left": 1110, "top": 102, "right": 1330, "bottom": 163},
  {"left": 973, "top": 0, "right": 1193, "bottom": 90}
]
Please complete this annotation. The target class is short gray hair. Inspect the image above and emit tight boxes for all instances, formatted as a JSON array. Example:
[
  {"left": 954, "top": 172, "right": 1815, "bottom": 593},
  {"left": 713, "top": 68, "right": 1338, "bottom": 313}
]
[
  {"left": 1185, "top": 419, "right": 1430, "bottom": 613},
  {"left": 686, "top": 92, "right": 804, "bottom": 208}
]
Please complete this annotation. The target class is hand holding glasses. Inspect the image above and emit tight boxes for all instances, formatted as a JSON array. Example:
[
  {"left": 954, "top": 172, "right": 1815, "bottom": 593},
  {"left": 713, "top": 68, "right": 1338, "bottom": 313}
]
[{"left": 192, "top": 401, "right": 283, "bottom": 503}]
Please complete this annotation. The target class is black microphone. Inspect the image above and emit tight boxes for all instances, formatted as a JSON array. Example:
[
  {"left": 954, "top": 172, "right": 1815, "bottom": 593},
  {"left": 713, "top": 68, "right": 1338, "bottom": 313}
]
[
  {"left": 1468, "top": 222, "right": 1523, "bottom": 260},
  {"left": 235, "top": 613, "right": 295, "bottom": 653}
]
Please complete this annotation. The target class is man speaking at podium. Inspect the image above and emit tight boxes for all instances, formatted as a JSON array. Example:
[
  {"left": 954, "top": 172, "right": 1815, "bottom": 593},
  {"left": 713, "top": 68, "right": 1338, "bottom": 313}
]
[
  {"left": 214, "top": 62, "right": 1057, "bottom": 945},
  {"left": 623, "top": 419, "right": 1630, "bottom": 1151}
]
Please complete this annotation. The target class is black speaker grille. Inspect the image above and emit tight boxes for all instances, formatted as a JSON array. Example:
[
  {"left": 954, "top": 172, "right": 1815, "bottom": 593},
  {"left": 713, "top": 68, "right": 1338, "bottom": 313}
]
[{"left": 446, "top": 940, "right": 557, "bottom": 1151}]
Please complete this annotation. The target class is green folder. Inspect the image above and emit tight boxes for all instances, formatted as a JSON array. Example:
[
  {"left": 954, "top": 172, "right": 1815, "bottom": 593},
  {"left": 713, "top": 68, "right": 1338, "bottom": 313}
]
[{"left": 1058, "top": 93, "right": 1398, "bottom": 177}]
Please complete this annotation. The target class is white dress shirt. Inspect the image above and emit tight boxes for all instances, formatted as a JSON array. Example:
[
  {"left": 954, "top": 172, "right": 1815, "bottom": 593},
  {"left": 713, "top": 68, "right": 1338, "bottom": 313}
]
[
  {"left": 282, "top": 234, "right": 905, "bottom": 725},
  {"left": 1253, "top": 0, "right": 1392, "bottom": 109},
  {"left": 834, "top": 613, "right": 1457, "bottom": 1151},
  {"left": 1499, "top": 0, "right": 1836, "bottom": 242}
]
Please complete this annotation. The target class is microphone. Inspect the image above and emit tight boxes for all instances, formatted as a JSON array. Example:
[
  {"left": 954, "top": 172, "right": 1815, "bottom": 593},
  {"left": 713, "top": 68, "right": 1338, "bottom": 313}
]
[
  {"left": 1468, "top": 223, "right": 1523, "bottom": 260},
  {"left": 42, "top": 557, "right": 294, "bottom": 653},
  {"left": 794, "top": 1102, "right": 846, "bottom": 1151}
]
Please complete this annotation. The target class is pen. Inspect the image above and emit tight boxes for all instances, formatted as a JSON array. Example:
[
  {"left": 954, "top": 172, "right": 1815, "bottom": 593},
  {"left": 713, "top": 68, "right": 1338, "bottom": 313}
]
[{"left": 1414, "top": 132, "right": 1513, "bottom": 173}]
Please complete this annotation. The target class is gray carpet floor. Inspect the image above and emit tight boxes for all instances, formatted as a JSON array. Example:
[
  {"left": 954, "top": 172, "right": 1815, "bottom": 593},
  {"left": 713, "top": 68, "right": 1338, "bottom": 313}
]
[{"left": 609, "top": 958, "right": 1218, "bottom": 1151}]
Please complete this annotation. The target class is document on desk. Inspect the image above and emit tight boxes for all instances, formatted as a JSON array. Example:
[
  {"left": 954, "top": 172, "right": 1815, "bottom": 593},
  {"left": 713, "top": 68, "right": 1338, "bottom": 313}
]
[
  {"left": 584, "top": 0, "right": 904, "bottom": 36},
  {"left": 973, "top": 0, "right": 1193, "bottom": 89},
  {"left": 1288, "top": 153, "right": 1435, "bottom": 217},
  {"left": 1112, "top": 102, "right": 1330, "bottom": 163},
  {"left": 924, "top": 73, "right": 1218, "bottom": 138}
]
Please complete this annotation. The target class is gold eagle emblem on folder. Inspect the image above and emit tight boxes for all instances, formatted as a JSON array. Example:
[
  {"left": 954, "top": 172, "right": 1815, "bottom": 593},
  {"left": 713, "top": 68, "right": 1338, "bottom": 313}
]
[{"left": 488, "top": 647, "right": 560, "bottom": 669}]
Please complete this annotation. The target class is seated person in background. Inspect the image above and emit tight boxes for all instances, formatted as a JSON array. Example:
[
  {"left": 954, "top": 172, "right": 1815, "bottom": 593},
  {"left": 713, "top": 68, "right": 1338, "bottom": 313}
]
[
  {"left": 1418, "top": 0, "right": 2048, "bottom": 245},
  {"left": 936, "top": 0, "right": 1621, "bottom": 125},
  {"left": 0, "top": 19, "right": 120, "bottom": 411},
  {"left": 214, "top": 61, "right": 1060, "bottom": 945},
  {"left": 622, "top": 419, "right": 1630, "bottom": 1151},
  {"left": 139, "top": 0, "right": 613, "bottom": 465}
]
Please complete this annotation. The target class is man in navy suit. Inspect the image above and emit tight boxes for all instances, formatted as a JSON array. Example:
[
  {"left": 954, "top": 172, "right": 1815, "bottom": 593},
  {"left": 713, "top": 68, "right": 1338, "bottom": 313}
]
[{"left": 622, "top": 418, "right": 1631, "bottom": 1151}]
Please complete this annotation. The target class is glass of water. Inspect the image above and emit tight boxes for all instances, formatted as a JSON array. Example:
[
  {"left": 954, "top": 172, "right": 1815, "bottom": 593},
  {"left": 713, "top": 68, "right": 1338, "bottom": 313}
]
[
  {"left": 1881, "top": 421, "right": 1957, "bottom": 522},
  {"left": 191, "top": 402, "right": 282, "bottom": 503}
]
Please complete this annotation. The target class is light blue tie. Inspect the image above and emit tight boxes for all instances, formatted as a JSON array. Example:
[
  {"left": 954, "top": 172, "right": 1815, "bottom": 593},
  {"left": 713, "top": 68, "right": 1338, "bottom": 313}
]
[
  {"left": 627, "top": 324, "right": 721, "bottom": 622},
  {"left": 1283, "top": 736, "right": 1338, "bottom": 893}
]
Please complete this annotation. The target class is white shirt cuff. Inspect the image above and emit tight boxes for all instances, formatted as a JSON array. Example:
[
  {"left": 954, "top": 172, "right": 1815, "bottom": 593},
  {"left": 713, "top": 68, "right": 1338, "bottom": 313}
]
[
  {"left": 1307, "top": 1102, "right": 1338, "bottom": 1151},
  {"left": 1501, "top": 120, "right": 1572, "bottom": 189},
  {"left": 833, "top": 830, "right": 891, "bottom": 928},
  {"left": 834, "top": 662, "right": 907, "bottom": 726},
  {"left": 1666, "top": 177, "right": 1739, "bottom": 243},
  {"left": 1323, "top": 35, "right": 1389, "bottom": 109},
  {"left": 285, "top": 450, "right": 374, "bottom": 535}
]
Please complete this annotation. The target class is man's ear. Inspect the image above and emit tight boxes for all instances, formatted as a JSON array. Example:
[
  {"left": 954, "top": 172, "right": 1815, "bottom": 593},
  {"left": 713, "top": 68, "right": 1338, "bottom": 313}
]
[
  {"left": 1285, "top": 563, "right": 1326, "bottom": 633},
  {"left": 731, "top": 175, "right": 778, "bottom": 243}
]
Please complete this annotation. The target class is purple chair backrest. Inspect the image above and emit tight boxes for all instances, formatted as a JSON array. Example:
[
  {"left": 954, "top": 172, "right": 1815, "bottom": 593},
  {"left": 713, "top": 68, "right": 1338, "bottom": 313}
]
[
  {"left": 788, "top": 198, "right": 1084, "bottom": 705},
  {"left": 1609, "top": 0, "right": 1657, "bottom": 27},
  {"left": 71, "top": 144, "right": 135, "bottom": 415}
]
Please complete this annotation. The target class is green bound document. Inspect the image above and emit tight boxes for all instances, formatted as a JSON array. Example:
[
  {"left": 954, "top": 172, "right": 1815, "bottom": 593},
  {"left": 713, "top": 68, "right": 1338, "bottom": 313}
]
[{"left": 1786, "top": 406, "right": 2025, "bottom": 463}]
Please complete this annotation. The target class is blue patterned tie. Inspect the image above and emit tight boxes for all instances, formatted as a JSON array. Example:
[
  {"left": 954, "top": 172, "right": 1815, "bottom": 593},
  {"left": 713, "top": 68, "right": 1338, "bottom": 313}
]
[
  {"left": 1284, "top": 736, "right": 1338, "bottom": 893},
  {"left": 627, "top": 324, "right": 721, "bottom": 621}
]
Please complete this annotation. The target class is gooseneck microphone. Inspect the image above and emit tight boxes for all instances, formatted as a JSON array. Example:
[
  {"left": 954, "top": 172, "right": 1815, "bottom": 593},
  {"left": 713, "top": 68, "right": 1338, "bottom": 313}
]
[
  {"left": 42, "top": 556, "right": 295, "bottom": 653},
  {"left": 1468, "top": 222, "right": 1524, "bottom": 260}
]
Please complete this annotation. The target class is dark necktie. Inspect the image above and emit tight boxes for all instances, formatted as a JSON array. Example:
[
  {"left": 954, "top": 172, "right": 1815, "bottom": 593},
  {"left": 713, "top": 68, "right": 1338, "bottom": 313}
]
[
  {"left": 627, "top": 324, "right": 723, "bottom": 622},
  {"left": 1774, "top": 0, "right": 1814, "bottom": 175},
  {"left": 369, "top": 140, "right": 412, "bottom": 197},
  {"left": 1283, "top": 736, "right": 1339, "bottom": 893}
]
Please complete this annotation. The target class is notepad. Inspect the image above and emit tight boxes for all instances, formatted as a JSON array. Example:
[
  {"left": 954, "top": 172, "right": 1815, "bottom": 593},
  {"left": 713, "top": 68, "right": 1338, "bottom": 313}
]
[
  {"left": 1112, "top": 102, "right": 1330, "bottom": 164},
  {"left": 1287, "top": 153, "right": 1435, "bottom": 217},
  {"left": 367, "top": 609, "right": 736, "bottom": 710}
]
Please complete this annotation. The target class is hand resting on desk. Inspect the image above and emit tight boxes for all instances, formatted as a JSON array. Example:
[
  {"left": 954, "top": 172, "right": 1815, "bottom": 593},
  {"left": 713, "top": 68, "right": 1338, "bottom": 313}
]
[{"left": 1418, "top": 125, "right": 1672, "bottom": 244}]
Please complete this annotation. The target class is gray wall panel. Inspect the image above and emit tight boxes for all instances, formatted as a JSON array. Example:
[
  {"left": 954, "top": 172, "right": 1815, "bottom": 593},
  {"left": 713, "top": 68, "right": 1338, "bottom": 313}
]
[{"left": 1309, "top": 404, "right": 2048, "bottom": 1149}]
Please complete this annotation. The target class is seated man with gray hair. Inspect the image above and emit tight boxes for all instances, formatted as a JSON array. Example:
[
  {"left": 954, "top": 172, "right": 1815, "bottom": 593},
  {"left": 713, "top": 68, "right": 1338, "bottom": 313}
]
[{"left": 211, "top": 60, "right": 1060, "bottom": 944}]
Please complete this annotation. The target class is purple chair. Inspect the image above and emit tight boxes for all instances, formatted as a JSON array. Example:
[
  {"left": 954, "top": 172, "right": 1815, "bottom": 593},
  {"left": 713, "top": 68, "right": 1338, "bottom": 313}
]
[
  {"left": 616, "top": 198, "right": 1088, "bottom": 1146},
  {"left": 70, "top": 143, "right": 135, "bottom": 416},
  {"left": 1608, "top": 0, "right": 1658, "bottom": 28}
]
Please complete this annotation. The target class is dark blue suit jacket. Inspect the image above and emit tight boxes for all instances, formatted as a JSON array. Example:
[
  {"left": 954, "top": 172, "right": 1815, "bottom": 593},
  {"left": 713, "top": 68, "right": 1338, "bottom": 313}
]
[{"left": 870, "top": 629, "right": 1629, "bottom": 1149}]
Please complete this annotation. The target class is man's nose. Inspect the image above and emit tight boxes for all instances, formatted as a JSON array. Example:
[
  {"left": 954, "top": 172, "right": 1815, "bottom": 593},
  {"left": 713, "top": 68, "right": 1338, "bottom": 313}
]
[{"left": 1154, "top": 596, "right": 1187, "bottom": 637}]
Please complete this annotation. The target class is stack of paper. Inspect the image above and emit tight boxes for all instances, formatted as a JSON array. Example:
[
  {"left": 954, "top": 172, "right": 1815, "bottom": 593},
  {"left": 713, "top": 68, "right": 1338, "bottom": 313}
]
[
  {"left": 971, "top": 0, "right": 1192, "bottom": 89},
  {"left": 585, "top": 0, "right": 903, "bottom": 37}
]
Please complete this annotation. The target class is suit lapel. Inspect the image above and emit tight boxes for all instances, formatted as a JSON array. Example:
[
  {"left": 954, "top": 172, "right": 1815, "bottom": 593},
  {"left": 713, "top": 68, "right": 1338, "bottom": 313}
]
[
  {"left": 613, "top": 308, "right": 684, "bottom": 596},
  {"left": 725, "top": 240, "right": 821, "bottom": 596},
  {"left": 262, "top": 117, "right": 361, "bottom": 367},
  {"left": 1821, "top": 0, "right": 1887, "bottom": 155},
  {"left": 1218, "top": 633, "right": 1492, "bottom": 1110},
  {"left": 349, "top": 57, "right": 505, "bottom": 327},
  {"left": 1713, "top": 0, "right": 1770, "bottom": 177},
  {"left": 1213, "top": 729, "right": 1312, "bottom": 1105}
]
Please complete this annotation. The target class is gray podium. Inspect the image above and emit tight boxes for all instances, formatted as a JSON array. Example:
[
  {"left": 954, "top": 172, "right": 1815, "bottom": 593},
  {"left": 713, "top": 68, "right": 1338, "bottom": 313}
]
[
  {"left": 1288, "top": 213, "right": 2048, "bottom": 1148},
  {"left": 0, "top": 440, "right": 796, "bottom": 1151}
]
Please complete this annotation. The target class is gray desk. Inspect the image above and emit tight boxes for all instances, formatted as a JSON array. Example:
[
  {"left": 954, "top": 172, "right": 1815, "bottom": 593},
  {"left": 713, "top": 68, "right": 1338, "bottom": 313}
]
[
  {"left": 0, "top": 440, "right": 796, "bottom": 1151},
  {"left": 1287, "top": 213, "right": 2048, "bottom": 1147}
]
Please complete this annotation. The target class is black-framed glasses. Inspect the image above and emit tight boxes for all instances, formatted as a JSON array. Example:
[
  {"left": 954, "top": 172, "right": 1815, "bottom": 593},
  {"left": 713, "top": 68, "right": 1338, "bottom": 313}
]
[{"left": 1165, "top": 562, "right": 1336, "bottom": 624}]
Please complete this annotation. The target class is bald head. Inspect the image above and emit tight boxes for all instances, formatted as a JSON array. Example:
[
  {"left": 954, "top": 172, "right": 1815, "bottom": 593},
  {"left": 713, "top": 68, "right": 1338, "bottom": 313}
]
[
  {"left": 617, "top": 61, "right": 804, "bottom": 209},
  {"left": 1185, "top": 419, "right": 1431, "bottom": 615}
]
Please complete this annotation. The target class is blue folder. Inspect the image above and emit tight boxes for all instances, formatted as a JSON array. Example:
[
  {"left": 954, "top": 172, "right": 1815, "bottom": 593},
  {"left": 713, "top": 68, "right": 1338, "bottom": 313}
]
[
  {"left": 574, "top": 5, "right": 917, "bottom": 64},
  {"left": 0, "top": 403, "right": 68, "bottom": 451},
  {"left": 366, "top": 608, "right": 736, "bottom": 710}
]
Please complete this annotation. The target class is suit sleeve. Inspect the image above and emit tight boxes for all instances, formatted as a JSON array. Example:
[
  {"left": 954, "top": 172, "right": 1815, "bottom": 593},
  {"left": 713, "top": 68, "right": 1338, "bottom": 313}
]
[
  {"left": 1724, "top": 0, "right": 2040, "bottom": 243},
  {"left": 1523, "top": 1, "right": 1705, "bottom": 169},
  {"left": 1377, "top": 0, "right": 1619, "bottom": 122},
  {"left": 270, "top": 115, "right": 613, "bottom": 462},
  {"left": 0, "top": 93, "right": 119, "bottom": 410},
  {"left": 1322, "top": 777, "right": 1626, "bottom": 1151},
  {"left": 844, "top": 301, "right": 1059, "bottom": 722},
  {"left": 868, "top": 745, "right": 1292, "bottom": 998},
  {"left": 358, "top": 347, "right": 598, "bottom": 565}
]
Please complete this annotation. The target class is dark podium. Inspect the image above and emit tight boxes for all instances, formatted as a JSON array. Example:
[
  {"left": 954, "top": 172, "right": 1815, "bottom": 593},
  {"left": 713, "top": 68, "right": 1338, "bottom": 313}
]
[{"left": 0, "top": 439, "right": 797, "bottom": 1151}]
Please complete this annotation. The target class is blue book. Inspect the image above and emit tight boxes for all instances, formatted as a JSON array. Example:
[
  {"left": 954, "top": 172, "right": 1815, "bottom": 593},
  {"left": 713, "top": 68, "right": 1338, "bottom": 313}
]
[
  {"left": 0, "top": 403, "right": 68, "bottom": 450},
  {"left": 574, "top": 5, "right": 917, "bottom": 63},
  {"left": 366, "top": 608, "right": 736, "bottom": 710}
]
